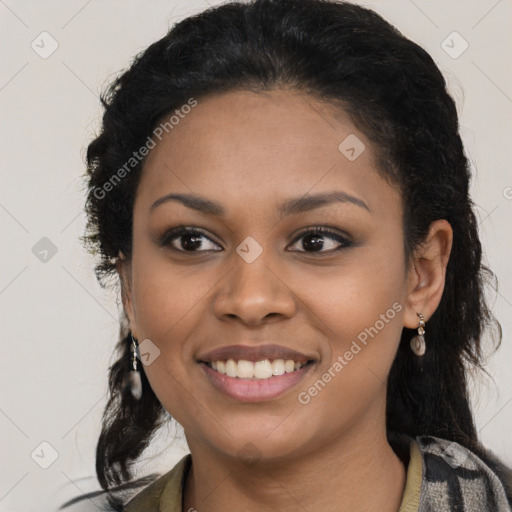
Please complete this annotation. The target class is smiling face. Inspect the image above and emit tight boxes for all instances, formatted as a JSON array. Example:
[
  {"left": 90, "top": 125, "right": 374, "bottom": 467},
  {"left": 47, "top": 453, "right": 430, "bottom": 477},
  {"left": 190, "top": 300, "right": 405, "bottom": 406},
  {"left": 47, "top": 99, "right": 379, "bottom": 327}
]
[{"left": 118, "top": 88, "right": 448, "bottom": 464}]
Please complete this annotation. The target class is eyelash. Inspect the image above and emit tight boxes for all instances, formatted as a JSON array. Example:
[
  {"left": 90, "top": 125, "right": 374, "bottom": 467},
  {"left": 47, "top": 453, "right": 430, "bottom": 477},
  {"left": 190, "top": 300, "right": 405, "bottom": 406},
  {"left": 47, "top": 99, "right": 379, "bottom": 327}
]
[{"left": 159, "top": 225, "right": 353, "bottom": 255}]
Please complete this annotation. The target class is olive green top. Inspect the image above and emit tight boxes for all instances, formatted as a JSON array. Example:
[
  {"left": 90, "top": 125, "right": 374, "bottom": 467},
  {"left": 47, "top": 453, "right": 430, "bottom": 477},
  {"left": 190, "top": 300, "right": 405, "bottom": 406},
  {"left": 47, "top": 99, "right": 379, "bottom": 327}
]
[{"left": 124, "top": 439, "right": 422, "bottom": 512}]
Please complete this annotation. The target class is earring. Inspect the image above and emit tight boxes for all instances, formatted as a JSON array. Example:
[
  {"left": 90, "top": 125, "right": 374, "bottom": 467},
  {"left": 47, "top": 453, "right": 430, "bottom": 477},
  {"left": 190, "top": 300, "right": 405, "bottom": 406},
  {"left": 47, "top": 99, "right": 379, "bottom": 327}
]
[
  {"left": 410, "top": 313, "right": 426, "bottom": 356},
  {"left": 128, "top": 333, "right": 143, "bottom": 400}
]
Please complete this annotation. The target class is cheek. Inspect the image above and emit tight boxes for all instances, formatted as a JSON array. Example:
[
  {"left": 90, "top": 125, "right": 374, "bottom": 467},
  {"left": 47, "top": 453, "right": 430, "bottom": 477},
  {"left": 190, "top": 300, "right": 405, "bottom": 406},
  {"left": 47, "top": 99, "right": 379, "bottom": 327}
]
[
  {"left": 302, "top": 246, "right": 406, "bottom": 339},
  {"left": 130, "top": 239, "right": 216, "bottom": 339},
  {"left": 129, "top": 246, "right": 217, "bottom": 396},
  {"left": 297, "top": 246, "right": 407, "bottom": 407},
  {"left": 291, "top": 260, "right": 405, "bottom": 432},
  {"left": 131, "top": 261, "right": 210, "bottom": 424}
]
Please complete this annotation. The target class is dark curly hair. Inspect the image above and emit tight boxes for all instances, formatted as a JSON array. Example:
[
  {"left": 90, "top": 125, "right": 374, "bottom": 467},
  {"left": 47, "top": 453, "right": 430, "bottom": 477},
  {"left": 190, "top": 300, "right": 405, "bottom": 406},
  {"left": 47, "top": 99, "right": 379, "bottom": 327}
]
[{"left": 64, "top": 0, "right": 509, "bottom": 508}]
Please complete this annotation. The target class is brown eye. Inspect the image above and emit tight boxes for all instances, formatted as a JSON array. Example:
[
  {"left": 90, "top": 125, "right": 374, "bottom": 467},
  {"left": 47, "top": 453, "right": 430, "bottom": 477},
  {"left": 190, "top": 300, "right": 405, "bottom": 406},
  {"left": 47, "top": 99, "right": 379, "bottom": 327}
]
[
  {"left": 160, "top": 227, "right": 222, "bottom": 252},
  {"left": 288, "top": 227, "right": 352, "bottom": 254}
]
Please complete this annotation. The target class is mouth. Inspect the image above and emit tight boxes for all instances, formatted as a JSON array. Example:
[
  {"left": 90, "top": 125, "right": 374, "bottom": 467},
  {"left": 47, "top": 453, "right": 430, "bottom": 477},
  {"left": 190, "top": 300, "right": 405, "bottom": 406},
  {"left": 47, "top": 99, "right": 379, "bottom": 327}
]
[
  {"left": 196, "top": 344, "right": 317, "bottom": 402},
  {"left": 200, "top": 358, "right": 315, "bottom": 379}
]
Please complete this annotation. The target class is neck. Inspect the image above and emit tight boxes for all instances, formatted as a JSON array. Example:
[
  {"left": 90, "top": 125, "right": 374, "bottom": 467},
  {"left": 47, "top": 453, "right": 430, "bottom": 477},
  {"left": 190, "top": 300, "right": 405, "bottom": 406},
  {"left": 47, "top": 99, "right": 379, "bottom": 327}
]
[{"left": 183, "top": 421, "right": 407, "bottom": 512}]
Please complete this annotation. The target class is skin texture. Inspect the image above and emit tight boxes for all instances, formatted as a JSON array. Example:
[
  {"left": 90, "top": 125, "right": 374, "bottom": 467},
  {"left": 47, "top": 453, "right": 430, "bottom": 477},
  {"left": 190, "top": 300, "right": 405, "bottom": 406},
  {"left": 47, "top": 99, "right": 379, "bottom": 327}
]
[{"left": 118, "top": 89, "right": 452, "bottom": 512}]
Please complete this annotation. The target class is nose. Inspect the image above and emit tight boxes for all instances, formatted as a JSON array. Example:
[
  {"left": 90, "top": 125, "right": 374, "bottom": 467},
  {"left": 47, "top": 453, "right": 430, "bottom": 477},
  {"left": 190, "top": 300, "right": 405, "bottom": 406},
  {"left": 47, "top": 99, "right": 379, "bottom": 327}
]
[{"left": 213, "top": 246, "right": 297, "bottom": 326}]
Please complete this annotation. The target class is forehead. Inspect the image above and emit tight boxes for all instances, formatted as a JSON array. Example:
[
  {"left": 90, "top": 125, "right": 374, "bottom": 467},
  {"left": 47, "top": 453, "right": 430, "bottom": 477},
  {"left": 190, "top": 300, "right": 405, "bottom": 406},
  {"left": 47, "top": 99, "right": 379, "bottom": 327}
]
[{"left": 136, "top": 88, "right": 400, "bottom": 220}]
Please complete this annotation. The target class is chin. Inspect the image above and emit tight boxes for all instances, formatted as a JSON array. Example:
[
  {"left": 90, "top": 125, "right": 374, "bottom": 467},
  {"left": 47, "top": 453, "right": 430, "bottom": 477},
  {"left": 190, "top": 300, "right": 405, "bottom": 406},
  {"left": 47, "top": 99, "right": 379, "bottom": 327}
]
[{"left": 201, "top": 420, "right": 312, "bottom": 465}]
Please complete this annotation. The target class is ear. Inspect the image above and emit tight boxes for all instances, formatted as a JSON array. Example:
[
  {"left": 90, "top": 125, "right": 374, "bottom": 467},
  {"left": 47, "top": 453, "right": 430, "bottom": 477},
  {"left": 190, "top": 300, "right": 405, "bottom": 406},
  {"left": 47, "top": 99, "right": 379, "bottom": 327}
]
[
  {"left": 403, "top": 219, "right": 453, "bottom": 328},
  {"left": 116, "top": 250, "right": 138, "bottom": 338}
]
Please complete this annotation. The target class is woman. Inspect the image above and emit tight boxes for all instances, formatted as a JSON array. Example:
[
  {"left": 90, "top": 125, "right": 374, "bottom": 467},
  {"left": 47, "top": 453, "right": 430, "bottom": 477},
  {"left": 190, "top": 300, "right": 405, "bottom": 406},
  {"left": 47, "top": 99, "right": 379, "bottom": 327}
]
[{"left": 64, "top": 0, "right": 511, "bottom": 510}]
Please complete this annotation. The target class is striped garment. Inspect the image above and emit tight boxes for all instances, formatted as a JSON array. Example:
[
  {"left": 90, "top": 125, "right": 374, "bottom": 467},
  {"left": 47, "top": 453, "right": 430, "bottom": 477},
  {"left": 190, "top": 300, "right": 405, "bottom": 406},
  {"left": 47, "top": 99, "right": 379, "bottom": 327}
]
[
  {"left": 60, "top": 434, "right": 512, "bottom": 511},
  {"left": 413, "top": 435, "right": 511, "bottom": 512}
]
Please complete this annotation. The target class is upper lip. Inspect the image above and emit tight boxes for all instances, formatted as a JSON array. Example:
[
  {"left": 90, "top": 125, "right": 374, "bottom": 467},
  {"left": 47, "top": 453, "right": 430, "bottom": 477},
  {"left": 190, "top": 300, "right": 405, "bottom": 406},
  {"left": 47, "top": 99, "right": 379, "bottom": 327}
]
[{"left": 197, "top": 344, "right": 316, "bottom": 363}]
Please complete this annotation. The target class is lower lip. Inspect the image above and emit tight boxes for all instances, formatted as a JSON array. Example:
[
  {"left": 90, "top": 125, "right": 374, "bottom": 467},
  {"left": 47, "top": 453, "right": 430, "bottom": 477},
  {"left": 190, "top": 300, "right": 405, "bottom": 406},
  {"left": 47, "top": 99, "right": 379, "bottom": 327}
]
[{"left": 199, "top": 362, "right": 315, "bottom": 402}]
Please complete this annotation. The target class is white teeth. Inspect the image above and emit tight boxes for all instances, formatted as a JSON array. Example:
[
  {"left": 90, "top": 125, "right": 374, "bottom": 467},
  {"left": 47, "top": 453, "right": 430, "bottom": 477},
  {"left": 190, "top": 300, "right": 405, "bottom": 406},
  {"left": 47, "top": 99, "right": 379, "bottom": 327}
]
[
  {"left": 271, "top": 359, "right": 285, "bottom": 376},
  {"left": 208, "top": 358, "right": 307, "bottom": 379},
  {"left": 237, "top": 359, "right": 254, "bottom": 379},
  {"left": 225, "top": 359, "right": 237, "bottom": 377},
  {"left": 284, "top": 360, "right": 295, "bottom": 373},
  {"left": 254, "top": 360, "right": 273, "bottom": 379}
]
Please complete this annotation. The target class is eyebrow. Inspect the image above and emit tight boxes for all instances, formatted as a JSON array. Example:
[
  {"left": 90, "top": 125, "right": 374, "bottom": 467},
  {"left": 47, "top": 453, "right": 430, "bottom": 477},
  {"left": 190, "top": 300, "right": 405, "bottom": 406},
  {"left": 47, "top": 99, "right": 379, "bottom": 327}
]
[{"left": 150, "top": 190, "right": 372, "bottom": 216}]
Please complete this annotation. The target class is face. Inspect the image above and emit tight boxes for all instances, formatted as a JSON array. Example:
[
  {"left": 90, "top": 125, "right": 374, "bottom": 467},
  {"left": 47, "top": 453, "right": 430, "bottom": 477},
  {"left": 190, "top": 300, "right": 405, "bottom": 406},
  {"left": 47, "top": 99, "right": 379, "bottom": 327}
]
[{"left": 120, "top": 88, "right": 420, "bottom": 463}]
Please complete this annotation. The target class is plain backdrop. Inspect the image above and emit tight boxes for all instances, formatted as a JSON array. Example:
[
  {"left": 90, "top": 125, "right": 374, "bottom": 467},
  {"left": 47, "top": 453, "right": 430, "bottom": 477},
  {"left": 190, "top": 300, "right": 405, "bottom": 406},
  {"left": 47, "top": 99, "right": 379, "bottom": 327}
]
[{"left": 0, "top": 1, "right": 511, "bottom": 510}]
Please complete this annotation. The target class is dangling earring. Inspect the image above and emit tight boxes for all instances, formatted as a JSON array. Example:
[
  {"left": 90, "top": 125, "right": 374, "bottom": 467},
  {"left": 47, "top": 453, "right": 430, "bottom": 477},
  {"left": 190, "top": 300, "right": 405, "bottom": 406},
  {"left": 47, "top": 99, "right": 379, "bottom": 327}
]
[
  {"left": 410, "top": 313, "right": 426, "bottom": 356},
  {"left": 128, "top": 333, "right": 143, "bottom": 400}
]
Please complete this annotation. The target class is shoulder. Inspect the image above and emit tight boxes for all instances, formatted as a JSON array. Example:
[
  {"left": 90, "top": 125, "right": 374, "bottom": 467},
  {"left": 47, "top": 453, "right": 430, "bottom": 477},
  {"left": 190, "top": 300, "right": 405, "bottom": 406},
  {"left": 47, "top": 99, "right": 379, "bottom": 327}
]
[
  {"left": 123, "top": 454, "right": 191, "bottom": 512},
  {"left": 60, "top": 455, "right": 191, "bottom": 512},
  {"left": 415, "top": 435, "right": 512, "bottom": 512}
]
